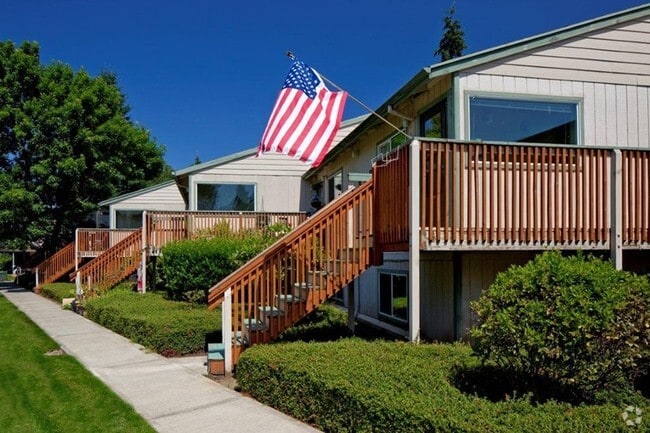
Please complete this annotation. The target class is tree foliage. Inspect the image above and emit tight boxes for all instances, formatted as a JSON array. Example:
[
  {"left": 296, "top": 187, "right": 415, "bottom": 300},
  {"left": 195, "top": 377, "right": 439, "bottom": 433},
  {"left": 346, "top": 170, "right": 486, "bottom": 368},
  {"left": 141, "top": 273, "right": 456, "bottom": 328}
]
[
  {"left": 434, "top": 6, "right": 466, "bottom": 62},
  {"left": 471, "top": 251, "right": 650, "bottom": 402},
  {"left": 0, "top": 41, "right": 171, "bottom": 252}
]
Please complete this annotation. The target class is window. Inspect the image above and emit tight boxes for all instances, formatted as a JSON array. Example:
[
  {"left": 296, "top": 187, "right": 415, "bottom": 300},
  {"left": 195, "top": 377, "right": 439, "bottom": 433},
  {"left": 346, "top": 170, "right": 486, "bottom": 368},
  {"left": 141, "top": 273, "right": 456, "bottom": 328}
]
[
  {"left": 115, "top": 210, "right": 143, "bottom": 229},
  {"left": 196, "top": 183, "right": 255, "bottom": 211},
  {"left": 420, "top": 99, "right": 447, "bottom": 138},
  {"left": 327, "top": 171, "right": 342, "bottom": 203},
  {"left": 469, "top": 96, "right": 578, "bottom": 144},
  {"left": 377, "top": 132, "right": 408, "bottom": 156},
  {"left": 379, "top": 272, "right": 408, "bottom": 324}
]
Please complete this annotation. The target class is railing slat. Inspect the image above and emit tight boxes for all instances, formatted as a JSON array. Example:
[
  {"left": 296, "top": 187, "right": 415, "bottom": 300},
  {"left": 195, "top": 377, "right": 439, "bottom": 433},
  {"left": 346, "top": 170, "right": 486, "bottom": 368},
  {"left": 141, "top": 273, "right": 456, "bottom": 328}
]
[{"left": 418, "top": 140, "right": 648, "bottom": 249}]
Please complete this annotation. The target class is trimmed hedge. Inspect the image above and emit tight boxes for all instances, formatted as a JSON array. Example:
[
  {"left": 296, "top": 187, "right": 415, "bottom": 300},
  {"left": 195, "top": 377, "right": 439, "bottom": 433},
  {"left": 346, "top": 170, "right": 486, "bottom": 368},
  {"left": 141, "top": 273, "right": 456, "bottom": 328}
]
[
  {"left": 276, "top": 303, "right": 351, "bottom": 342},
  {"left": 236, "top": 340, "right": 649, "bottom": 432},
  {"left": 160, "top": 235, "right": 274, "bottom": 303},
  {"left": 85, "top": 287, "right": 220, "bottom": 356},
  {"left": 40, "top": 282, "right": 76, "bottom": 303}
]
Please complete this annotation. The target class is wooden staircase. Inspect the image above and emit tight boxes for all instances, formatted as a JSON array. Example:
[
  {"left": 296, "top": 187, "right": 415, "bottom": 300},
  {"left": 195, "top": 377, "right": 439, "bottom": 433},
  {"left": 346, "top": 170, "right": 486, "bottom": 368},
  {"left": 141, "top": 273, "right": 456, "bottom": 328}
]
[
  {"left": 207, "top": 180, "right": 375, "bottom": 367},
  {"left": 71, "top": 230, "right": 142, "bottom": 297},
  {"left": 34, "top": 242, "right": 78, "bottom": 288}
]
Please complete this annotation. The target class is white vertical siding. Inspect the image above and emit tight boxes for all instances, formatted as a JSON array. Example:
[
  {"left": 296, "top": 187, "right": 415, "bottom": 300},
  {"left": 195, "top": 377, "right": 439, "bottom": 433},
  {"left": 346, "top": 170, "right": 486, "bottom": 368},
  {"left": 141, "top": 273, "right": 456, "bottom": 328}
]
[{"left": 458, "top": 17, "right": 650, "bottom": 149}]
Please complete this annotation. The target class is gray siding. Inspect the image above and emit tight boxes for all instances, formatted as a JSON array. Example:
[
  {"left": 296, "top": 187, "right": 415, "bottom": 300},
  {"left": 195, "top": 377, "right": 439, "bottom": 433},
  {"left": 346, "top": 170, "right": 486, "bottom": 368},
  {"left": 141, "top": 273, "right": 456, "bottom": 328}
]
[
  {"left": 420, "top": 252, "right": 454, "bottom": 341},
  {"left": 189, "top": 152, "right": 311, "bottom": 212}
]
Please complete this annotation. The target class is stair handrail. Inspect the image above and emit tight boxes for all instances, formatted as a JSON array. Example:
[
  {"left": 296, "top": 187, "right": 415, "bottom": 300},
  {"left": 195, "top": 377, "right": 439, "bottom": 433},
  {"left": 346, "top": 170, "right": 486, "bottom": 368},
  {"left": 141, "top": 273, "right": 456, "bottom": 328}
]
[
  {"left": 34, "top": 242, "right": 77, "bottom": 287},
  {"left": 72, "top": 230, "right": 142, "bottom": 297},
  {"left": 207, "top": 180, "right": 373, "bottom": 307}
]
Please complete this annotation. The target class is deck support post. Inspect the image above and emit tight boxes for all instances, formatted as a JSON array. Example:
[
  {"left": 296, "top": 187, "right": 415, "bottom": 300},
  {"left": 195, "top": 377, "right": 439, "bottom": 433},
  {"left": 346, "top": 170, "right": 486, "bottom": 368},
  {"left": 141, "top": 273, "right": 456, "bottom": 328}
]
[
  {"left": 408, "top": 139, "right": 421, "bottom": 343},
  {"left": 141, "top": 211, "right": 148, "bottom": 293},
  {"left": 223, "top": 288, "right": 233, "bottom": 374},
  {"left": 346, "top": 280, "right": 356, "bottom": 333},
  {"left": 610, "top": 149, "right": 623, "bottom": 270},
  {"left": 74, "top": 228, "right": 79, "bottom": 271}
]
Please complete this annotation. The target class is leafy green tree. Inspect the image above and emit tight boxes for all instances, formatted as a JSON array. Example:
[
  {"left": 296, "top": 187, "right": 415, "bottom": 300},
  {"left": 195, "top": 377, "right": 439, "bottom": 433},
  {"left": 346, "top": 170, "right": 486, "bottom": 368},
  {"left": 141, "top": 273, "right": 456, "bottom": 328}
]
[
  {"left": 434, "top": 5, "right": 466, "bottom": 62},
  {"left": 0, "top": 41, "right": 171, "bottom": 253}
]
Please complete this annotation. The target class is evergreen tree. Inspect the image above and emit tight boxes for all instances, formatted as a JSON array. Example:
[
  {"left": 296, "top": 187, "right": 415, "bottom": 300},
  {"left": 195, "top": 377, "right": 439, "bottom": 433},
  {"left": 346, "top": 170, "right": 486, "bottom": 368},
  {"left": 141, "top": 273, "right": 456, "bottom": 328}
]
[{"left": 434, "top": 5, "right": 466, "bottom": 62}]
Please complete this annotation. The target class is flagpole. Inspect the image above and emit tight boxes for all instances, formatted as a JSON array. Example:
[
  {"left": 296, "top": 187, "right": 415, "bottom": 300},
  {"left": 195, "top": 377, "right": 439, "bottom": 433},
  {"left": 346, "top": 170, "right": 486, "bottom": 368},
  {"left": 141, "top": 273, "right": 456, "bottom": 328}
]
[{"left": 286, "top": 51, "right": 413, "bottom": 140}]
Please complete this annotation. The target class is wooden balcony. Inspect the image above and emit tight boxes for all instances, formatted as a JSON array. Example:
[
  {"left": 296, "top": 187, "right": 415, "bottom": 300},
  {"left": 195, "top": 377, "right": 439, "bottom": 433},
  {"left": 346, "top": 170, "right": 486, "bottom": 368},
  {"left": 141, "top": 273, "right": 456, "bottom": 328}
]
[
  {"left": 373, "top": 140, "right": 649, "bottom": 253},
  {"left": 76, "top": 229, "right": 137, "bottom": 257},
  {"left": 144, "top": 210, "right": 308, "bottom": 255}
]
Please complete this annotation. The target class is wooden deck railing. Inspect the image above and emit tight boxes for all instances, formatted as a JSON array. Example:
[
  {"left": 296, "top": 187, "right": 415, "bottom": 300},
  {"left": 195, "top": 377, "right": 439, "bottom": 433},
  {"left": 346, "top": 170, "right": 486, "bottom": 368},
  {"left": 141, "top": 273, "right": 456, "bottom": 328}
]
[
  {"left": 207, "top": 181, "right": 374, "bottom": 366},
  {"left": 76, "top": 229, "right": 136, "bottom": 257},
  {"left": 622, "top": 149, "right": 650, "bottom": 245},
  {"left": 145, "top": 211, "right": 307, "bottom": 254},
  {"left": 34, "top": 242, "right": 77, "bottom": 287},
  {"left": 418, "top": 140, "right": 649, "bottom": 248},
  {"left": 373, "top": 146, "right": 410, "bottom": 256},
  {"left": 72, "top": 230, "right": 142, "bottom": 297}
]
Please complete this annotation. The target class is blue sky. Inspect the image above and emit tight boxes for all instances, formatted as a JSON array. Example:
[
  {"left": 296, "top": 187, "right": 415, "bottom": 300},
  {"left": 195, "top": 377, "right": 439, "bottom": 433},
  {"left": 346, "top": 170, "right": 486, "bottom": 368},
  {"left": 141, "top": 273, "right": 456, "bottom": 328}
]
[{"left": 1, "top": 0, "right": 646, "bottom": 170}]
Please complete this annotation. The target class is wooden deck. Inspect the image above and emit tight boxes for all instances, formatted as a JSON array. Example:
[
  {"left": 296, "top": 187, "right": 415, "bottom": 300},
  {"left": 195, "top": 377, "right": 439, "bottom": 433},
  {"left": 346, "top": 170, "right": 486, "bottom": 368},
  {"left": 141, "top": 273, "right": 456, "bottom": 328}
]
[
  {"left": 374, "top": 140, "right": 649, "bottom": 253},
  {"left": 34, "top": 211, "right": 307, "bottom": 292}
]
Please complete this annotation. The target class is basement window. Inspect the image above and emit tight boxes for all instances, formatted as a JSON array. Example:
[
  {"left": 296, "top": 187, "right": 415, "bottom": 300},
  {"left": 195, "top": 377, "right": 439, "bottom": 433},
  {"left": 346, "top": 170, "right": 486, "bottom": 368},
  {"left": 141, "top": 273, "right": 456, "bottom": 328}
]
[{"left": 379, "top": 271, "right": 408, "bottom": 325}]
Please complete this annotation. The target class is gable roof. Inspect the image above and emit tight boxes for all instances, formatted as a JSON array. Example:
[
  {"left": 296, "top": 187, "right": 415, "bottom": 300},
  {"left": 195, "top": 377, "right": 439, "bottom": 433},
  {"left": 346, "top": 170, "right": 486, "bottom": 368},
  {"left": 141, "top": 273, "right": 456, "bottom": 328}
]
[
  {"left": 173, "top": 114, "right": 370, "bottom": 178},
  {"left": 312, "top": 3, "right": 650, "bottom": 171},
  {"left": 98, "top": 180, "right": 177, "bottom": 206}
]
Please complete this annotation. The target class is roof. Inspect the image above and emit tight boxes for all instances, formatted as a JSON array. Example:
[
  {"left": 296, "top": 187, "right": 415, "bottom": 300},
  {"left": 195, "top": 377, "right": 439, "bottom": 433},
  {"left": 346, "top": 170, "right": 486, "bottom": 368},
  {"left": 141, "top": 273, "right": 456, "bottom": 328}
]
[
  {"left": 311, "top": 3, "right": 650, "bottom": 171},
  {"left": 98, "top": 180, "right": 177, "bottom": 206},
  {"left": 173, "top": 114, "right": 370, "bottom": 178}
]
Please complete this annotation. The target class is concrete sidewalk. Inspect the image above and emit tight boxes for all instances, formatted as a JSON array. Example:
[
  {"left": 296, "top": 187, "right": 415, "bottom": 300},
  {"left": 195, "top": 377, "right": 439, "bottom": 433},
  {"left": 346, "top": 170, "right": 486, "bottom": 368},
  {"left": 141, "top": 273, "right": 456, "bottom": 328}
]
[{"left": 1, "top": 287, "right": 320, "bottom": 433}]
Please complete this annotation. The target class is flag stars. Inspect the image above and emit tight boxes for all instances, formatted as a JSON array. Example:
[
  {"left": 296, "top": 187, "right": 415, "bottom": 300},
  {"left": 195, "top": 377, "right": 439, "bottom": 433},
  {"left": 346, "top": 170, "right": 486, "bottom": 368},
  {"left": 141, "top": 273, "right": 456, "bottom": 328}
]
[{"left": 282, "top": 61, "right": 319, "bottom": 99}]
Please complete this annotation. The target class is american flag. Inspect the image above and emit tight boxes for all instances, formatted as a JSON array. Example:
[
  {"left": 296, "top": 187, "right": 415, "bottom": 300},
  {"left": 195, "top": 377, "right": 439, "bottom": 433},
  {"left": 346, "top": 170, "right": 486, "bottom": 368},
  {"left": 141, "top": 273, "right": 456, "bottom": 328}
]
[{"left": 258, "top": 61, "right": 347, "bottom": 167}]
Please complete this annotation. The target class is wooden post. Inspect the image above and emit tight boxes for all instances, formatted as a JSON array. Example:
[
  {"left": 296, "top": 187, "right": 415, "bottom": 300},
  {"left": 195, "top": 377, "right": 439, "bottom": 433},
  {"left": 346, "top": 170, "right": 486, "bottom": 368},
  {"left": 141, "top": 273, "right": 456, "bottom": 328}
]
[
  {"left": 223, "top": 288, "right": 233, "bottom": 374},
  {"left": 610, "top": 149, "right": 623, "bottom": 269},
  {"left": 346, "top": 280, "right": 356, "bottom": 333},
  {"left": 141, "top": 211, "right": 148, "bottom": 293},
  {"left": 409, "top": 139, "right": 421, "bottom": 343},
  {"left": 74, "top": 228, "right": 79, "bottom": 271}
]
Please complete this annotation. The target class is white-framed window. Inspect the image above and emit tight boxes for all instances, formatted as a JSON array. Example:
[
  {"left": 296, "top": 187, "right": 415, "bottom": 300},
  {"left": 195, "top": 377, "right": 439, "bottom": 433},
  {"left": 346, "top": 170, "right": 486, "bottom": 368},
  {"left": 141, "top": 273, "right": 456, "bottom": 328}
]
[
  {"left": 115, "top": 210, "right": 143, "bottom": 229},
  {"left": 196, "top": 183, "right": 255, "bottom": 211},
  {"left": 377, "top": 132, "right": 408, "bottom": 156},
  {"left": 327, "top": 170, "right": 342, "bottom": 203},
  {"left": 468, "top": 95, "right": 579, "bottom": 144},
  {"left": 379, "top": 271, "right": 408, "bottom": 324}
]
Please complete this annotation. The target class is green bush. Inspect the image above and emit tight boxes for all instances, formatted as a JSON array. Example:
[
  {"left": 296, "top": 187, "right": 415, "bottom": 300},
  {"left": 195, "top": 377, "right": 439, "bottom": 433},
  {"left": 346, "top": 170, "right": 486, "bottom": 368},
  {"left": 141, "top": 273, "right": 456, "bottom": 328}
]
[
  {"left": 470, "top": 251, "right": 650, "bottom": 402},
  {"left": 236, "top": 340, "right": 647, "bottom": 432},
  {"left": 0, "top": 253, "right": 11, "bottom": 272},
  {"left": 160, "top": 234, "right": 274, "bottom": 303},
  {"left": 276, "top": 303, "right": 351, "bottom": 342},
  {"left": 85, "top": 287, "right": 221, "bottom": 356},
  {"left": 40, "top": 282, "right": 76, "bottom": 303}
]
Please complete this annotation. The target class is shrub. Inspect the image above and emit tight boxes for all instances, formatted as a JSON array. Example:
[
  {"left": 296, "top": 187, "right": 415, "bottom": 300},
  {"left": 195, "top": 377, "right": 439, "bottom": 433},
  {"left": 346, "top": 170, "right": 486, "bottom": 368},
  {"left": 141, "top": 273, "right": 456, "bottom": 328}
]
[
  {"left": 160, "top": 234, "right": 274, "bottom": 303},
  {"left": 276, "top": 303, "right": 351, "bottom": 342},
  {"left": 470, "top": 251, "right": 650, "bottom": 402},
  {"left": 85, "top": 287, "right": 221, "bottom": 356},
  {"left": 236, "top": 340, "right": 645, "bottom": 432},
  {"left": 0, "top": 253, "right": 11, "bottom": 272},
  {"left": 40, "top": 282, "right": 76, "bottom": 303}
]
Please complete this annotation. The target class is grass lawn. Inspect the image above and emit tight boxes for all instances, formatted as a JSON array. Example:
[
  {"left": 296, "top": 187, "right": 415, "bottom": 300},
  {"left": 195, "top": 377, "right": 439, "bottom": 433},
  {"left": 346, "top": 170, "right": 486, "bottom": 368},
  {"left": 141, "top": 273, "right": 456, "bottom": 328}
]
[{"left": 0, "top": 294, "right": 155, "bottom": 433}]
